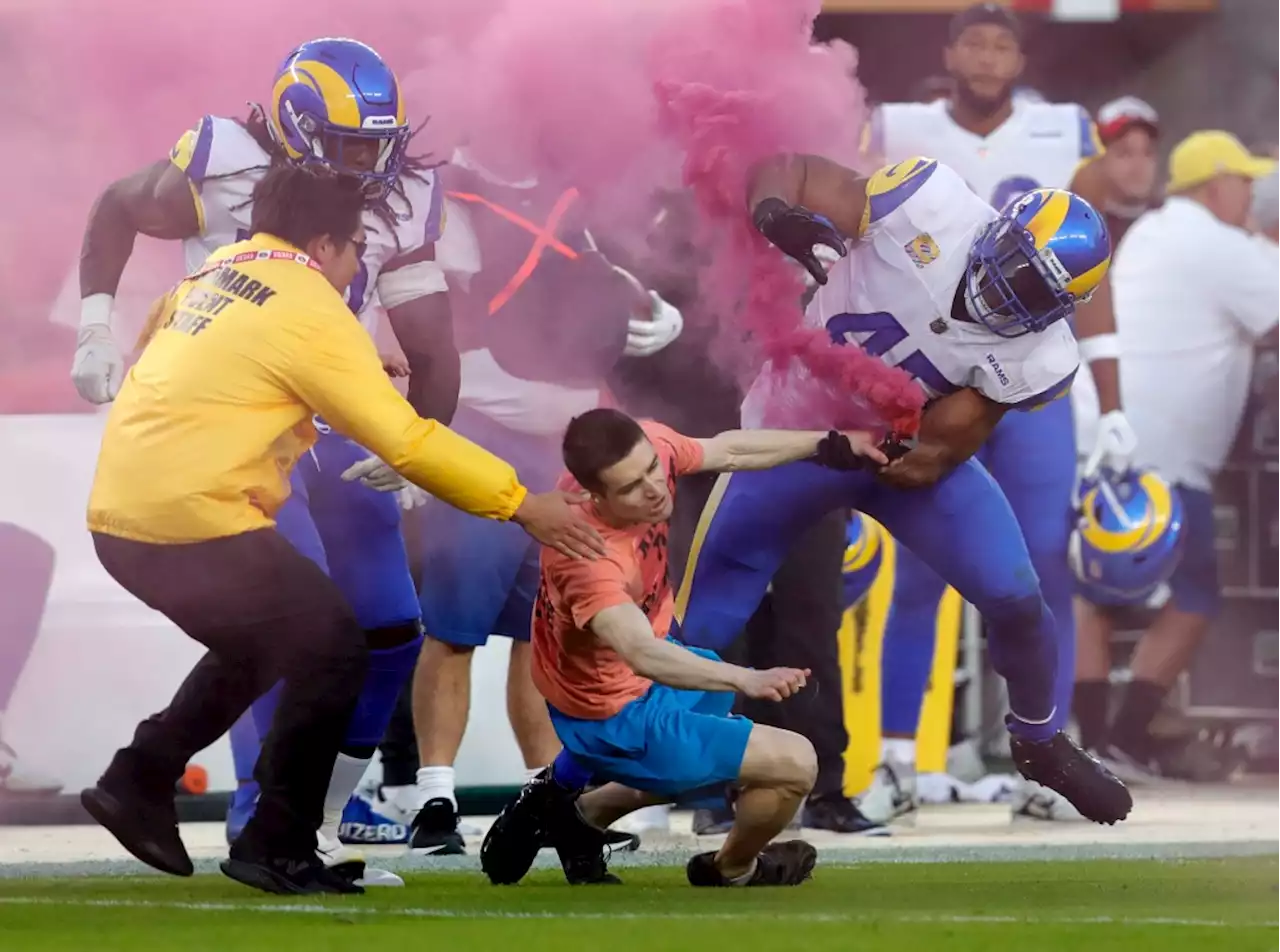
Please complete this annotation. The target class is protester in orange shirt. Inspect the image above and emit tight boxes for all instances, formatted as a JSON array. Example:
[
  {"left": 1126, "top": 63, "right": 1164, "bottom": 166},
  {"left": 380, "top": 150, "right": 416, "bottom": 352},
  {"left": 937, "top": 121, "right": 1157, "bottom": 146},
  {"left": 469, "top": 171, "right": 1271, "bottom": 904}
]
[{"left": 481, "top": 409, "right": 887, "bottom": 889}]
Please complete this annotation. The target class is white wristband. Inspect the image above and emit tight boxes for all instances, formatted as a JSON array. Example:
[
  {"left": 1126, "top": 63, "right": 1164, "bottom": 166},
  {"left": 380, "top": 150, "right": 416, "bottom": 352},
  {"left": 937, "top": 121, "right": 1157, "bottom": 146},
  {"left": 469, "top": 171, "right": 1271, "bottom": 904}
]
[
  {"left": 80, "top": 293, "right": 115, "bottom": 331},
  {"left": 1077, "top": 333, "right": 1120, "bottom": 363}
]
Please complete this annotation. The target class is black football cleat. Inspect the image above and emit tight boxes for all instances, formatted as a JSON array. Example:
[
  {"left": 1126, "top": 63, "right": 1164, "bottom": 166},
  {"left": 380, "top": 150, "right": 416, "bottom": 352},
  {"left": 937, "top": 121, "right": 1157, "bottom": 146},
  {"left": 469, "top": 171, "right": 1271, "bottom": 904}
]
[{"left": 1010, "top": 729, "right": 1133, "bottom": 825}]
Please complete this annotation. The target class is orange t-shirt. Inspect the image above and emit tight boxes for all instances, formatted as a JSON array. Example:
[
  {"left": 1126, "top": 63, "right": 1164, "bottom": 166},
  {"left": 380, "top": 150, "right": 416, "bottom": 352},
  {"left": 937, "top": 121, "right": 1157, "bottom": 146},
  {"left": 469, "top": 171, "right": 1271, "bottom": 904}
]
[{"left": 531, "top": 421, "right": 705, "bottom": 720}]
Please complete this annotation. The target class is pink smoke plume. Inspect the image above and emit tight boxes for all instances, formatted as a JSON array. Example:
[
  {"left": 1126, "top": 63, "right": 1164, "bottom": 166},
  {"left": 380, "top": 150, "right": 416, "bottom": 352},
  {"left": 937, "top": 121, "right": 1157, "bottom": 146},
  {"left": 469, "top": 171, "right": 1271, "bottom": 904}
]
[
  {"left": 650, "top": 0, "right": 924, "bottom": 435},
  {"left": 401, "top": 0, "right": 923, "bottom": 434},
  {"left": 2, "top": 0, "right": 921, "bottom": 433}
]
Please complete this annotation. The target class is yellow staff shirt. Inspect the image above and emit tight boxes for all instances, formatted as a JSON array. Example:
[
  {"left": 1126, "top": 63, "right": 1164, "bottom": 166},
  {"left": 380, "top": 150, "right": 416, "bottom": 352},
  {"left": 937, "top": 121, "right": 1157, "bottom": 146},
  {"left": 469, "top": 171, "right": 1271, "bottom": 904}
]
[{"left": 89, "top": 234, "right": 527, "bottom": 544}]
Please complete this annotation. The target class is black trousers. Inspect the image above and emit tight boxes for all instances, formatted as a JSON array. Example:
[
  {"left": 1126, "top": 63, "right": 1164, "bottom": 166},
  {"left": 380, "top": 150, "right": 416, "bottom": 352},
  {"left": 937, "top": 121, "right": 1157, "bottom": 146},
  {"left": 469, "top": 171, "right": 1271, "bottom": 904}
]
[
  {"left": 733, "top": 509, "right": 850, "bottom": 799},
  {"left": 93, "top": 529, "right": 368, "bottom": 857}
]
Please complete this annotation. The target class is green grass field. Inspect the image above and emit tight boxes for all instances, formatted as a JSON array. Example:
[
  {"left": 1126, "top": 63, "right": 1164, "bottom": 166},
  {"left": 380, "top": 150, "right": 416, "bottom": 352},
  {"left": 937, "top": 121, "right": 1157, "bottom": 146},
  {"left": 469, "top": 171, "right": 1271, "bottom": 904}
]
[{"left": 1, "top": 857, "right": 1275, "bottom": 952}]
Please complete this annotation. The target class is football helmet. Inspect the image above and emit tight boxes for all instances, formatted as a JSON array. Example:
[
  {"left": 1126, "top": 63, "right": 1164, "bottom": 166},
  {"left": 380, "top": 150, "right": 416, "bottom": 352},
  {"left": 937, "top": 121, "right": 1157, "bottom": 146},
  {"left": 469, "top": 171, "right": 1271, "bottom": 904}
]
[
  {"left": 842, "top": 511, "right": 886, "bottom": 611},
  {"left": 266, "top": 37, "right": 410, "bottom": 200},
  {"left": 1069, "top": 467, "right": 1186, "bottom": 606},
  {"left": 965, "top": 187, "right": 1111, "bottom": 338}
]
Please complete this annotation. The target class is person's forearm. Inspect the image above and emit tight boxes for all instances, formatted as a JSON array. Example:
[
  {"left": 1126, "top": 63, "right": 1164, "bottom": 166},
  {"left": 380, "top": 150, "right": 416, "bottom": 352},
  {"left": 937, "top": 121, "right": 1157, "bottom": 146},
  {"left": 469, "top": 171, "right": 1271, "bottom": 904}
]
[
  {"left": 1087, "top": 357, "right": 1122, "bottom": 414},
  {"left": 707, "top": 429, "right": 824, "bottom": 471},
  {"left": 746, "top": 154, "right": 806, "bottom": 210},
  {"left": 626, "top": 637, "right": 745, "bottom": 693}
]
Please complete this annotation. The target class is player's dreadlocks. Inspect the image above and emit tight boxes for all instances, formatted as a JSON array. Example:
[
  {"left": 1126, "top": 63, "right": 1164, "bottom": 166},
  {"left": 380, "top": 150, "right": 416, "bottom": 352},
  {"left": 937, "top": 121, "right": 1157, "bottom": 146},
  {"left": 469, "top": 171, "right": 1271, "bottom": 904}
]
[{"left": 207, "top": 104, "right": 444, "bottom": 257}]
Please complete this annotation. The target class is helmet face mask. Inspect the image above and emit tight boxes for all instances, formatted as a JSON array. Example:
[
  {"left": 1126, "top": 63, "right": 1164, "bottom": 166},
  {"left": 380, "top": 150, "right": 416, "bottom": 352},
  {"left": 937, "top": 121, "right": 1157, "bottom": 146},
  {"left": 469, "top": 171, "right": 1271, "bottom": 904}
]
[
  {"left": 267, "top": 38, "right": 411, "bottom": 202},
  {"left": 964, "top": 187, "right": 1110, "bottom": 338},
  {"left": 965, "top": 218, "right": 1075, "bottom": 337}
]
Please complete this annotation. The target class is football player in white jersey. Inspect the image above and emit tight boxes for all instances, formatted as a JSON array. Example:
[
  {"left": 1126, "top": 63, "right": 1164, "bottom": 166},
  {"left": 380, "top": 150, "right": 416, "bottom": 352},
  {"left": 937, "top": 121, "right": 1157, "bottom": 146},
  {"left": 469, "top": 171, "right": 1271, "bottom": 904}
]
[
  {"left": 860, "top": 3, "right": 1138, "bottom": 823},
  {"left": 671, "top": 153, "right": 1132, "bottom": 828},
  {"left": 478, "top": 154, "right": 1132, "bottom": 881},
  {"left": 70, "top": 38, "right": 460, "bottom": 888}
]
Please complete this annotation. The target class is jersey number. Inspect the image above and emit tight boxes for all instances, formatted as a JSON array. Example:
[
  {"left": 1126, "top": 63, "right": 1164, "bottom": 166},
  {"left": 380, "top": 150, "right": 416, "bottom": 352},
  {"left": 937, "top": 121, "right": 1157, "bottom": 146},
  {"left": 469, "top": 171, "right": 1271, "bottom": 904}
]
[
  {"left": 825, "top": 311, "right": 955, "bottom": 395},
  {"left": 235, "top": 228, "right": 369, "bottom": 313}
]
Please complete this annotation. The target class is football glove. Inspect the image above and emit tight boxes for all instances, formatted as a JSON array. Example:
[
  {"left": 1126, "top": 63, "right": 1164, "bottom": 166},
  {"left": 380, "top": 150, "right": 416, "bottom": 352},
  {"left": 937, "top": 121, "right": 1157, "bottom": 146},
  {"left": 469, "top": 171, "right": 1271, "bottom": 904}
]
[
  {"left": 71, "top": 323, "right": 124, "bottom": 404},
  {"left": 752, "top": 197, "right": 848, "bottom": 285}
]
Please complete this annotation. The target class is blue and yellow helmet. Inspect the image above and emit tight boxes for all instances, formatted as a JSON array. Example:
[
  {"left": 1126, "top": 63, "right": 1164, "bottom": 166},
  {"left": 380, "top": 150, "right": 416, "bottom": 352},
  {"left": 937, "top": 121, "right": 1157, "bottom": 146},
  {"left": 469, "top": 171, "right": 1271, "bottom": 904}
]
[
  {"left": 965, "top": 188, "right": 1111, "bottom": 338},
  {"left": 267, "top": 38, "right": 410, "bottom": 200},
  {"left": 1069, "top": 467, "right": 1186, "bottom": 606},
  {"left": 842, "top": 512, "right": 886, "bottom": 611}
]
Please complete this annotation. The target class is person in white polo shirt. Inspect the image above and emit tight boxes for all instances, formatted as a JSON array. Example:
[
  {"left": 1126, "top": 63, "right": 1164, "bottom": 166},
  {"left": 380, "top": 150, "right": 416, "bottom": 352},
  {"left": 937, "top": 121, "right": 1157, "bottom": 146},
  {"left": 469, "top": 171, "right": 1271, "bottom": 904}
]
[{"left": 1073, "top": 131, "right": 1278, "bottom": 782}]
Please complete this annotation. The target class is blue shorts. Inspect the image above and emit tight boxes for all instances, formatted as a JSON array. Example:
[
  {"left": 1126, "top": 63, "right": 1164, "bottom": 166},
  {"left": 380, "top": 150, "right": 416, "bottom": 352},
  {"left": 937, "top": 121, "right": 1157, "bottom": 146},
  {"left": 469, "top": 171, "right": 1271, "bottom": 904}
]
[
  {"left": 1168, "top": 485, "right": 1221, "bottom": 618},
  {"left": 275, "top": 422, "right": 419, "bottom": 629},
  {"left": 549, "top": 647, "right": 753, "bottom": 796},
  {"left": 418, "top": 408, "right": 562, "bottom": 647}
]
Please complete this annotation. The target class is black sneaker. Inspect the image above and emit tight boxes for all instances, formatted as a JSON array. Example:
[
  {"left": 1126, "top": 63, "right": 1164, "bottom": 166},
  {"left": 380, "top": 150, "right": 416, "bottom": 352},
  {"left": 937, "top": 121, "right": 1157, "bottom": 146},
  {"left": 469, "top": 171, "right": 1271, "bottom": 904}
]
[
  {"left": 802, "top": 794, "right": 890, "bottom": 836},
  {"left": 481, "top": 768, "right": 571, "bottom": 885},
  {"left": 603, "top": 829, "right": 641, "bottom": 851},
  {"left": 409, "top": 797, "right": 466, "bottom": 855},
  {"left": 220, "top": 853, "right": 364, "bottom": 895},
  {"left": 686, "top": 840, "right": 817, "bottom": 887},
  {"left": 80, "top": 775, "right": 193, "bottom": 877},
  {"left": 1010, "top": 729, "right": 1132, "bottom": 825}
]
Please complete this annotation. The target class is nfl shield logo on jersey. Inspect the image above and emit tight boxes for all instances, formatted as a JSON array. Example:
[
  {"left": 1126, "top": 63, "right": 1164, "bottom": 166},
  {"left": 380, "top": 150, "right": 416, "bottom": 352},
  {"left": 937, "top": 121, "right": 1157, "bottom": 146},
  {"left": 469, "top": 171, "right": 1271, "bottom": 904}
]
[{"left": 905, "top": 233, "right": 939, "bottom": 269}]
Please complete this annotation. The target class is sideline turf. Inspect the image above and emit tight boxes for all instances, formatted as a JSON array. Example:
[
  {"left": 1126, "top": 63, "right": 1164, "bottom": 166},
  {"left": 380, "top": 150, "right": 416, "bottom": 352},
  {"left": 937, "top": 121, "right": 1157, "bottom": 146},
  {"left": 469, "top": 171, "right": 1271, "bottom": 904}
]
[{"left": 0, "top": 857, "right": 1274, "bottom": 952}]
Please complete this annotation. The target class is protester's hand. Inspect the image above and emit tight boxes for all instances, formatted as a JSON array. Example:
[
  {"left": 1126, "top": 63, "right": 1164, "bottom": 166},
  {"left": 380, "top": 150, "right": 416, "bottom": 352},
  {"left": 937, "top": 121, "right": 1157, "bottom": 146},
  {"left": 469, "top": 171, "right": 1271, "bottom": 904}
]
[
  {"left": 752, "top": 198, "right": 848, "bottom": 285},
  {"left": 737, "top": 666, "right": 811, "bottom": 702},
  {"left": 814, "top": 431, "right": 892, "bottom": 470},
  {"left": 513, "top": 490, "right": 608, "bottom": 560},
  {"left": 381, "top": 352, "right": 410, "bottom": 378}
]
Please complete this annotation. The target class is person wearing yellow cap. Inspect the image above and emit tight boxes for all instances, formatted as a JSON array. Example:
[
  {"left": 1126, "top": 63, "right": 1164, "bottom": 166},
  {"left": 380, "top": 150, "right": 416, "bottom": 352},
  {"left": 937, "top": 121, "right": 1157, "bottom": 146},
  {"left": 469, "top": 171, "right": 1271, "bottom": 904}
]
[{"left": 1073, "top": 131, "right": 1278, "bottom": 784}]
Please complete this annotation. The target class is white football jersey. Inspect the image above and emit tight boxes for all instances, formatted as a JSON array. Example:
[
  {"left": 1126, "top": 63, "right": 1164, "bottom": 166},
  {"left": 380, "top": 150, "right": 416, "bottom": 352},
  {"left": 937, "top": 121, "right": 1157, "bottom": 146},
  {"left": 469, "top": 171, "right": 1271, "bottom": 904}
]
[
  {"left": 742, "top": 158, "right": 1079, "bottom": 428},
  {"left": 169, "top": 115, "right": 444, "bottom": 334},
  {"left": 872, "top": 99, "right": 1099, "bottom": 210}
]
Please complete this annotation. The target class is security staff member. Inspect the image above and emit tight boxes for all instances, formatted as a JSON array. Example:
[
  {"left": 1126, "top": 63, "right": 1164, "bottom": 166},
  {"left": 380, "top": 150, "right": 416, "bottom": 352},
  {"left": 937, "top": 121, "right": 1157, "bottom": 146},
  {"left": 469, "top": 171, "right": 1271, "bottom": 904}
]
[{"left": 80, "top": 165, "right": 602, "bottom": 896}]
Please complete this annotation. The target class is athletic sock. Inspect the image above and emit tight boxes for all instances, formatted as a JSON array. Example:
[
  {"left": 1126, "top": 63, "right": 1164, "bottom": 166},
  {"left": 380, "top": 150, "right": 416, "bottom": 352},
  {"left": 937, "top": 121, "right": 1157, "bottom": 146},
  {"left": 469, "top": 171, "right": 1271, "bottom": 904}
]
[
  {"left": 417, "top": 765, "right": 456, "bottom": 810},
  {"left": 320, "top": 753, "right": 371, "bottom": 843},
  {"left": 1109, "top": 679, "right": 1167, "bottom": 761},
  {"left": 881, "top": 737, "right": 917, "bottom": 766},
  {"left": 1072, "top": 679, "right": 1111, "bottom": 751}
]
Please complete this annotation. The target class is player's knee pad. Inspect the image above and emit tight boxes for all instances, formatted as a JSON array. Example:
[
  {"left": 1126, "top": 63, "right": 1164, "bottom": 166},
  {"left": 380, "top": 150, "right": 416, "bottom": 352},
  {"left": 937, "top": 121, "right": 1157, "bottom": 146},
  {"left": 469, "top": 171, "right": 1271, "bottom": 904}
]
[{"left": 344, "top": 626, "right": 425, "bottom": 750}]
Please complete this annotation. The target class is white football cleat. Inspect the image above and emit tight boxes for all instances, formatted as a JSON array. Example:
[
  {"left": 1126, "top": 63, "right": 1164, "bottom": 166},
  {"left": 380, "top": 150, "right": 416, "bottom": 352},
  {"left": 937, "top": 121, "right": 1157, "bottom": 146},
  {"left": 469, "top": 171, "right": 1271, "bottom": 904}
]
[
  {"left": 317, "top": 831, "right": 404, "bottom": 887},
  {"left": 856, "top": 757, "right": 917, "bottom": 824},
  {"left": 1010, "top": 776, "right": 1085, "bottom": 822},
  {"left": 0, "top": 742, "right": 62, "bottom": 795}
]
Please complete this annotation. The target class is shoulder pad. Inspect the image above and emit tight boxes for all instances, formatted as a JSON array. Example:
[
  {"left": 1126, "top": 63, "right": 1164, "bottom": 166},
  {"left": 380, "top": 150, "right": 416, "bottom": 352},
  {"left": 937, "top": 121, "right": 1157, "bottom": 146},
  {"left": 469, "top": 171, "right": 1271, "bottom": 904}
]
[{"left": 860, "top": 157, "right": 939, "bottom": 235}]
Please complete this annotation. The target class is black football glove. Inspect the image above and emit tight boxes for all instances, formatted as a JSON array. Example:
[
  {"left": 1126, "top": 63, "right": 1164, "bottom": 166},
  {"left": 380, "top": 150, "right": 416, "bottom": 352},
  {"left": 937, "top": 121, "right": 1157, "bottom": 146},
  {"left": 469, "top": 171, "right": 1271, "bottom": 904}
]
[
  {"left": 814, "top": 431, "right": 918, "bottom": 471},
  {"left": 751, "top": 198, "right": 848, "bottom": 285},
  {"left": 814, "top": 431, "right": 864, "bottom": 470},
  {"left": 878, "top": 433, "right": 917, "bottom": 463}
]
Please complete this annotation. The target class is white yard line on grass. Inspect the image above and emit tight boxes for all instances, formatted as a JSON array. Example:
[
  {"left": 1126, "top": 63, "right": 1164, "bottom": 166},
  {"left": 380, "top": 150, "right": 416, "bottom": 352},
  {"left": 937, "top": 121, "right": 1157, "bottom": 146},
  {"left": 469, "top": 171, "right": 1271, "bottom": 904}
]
[{"left": 0, "top": 896, "right": 1270, "bottom": 929}]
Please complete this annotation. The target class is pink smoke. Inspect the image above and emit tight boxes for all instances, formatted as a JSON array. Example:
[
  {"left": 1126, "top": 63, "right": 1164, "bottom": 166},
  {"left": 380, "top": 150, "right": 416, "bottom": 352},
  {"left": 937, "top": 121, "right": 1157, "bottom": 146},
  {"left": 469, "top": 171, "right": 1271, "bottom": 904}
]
[{"left": 2, "top": 0, "right": 920, "bottom": 432}]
